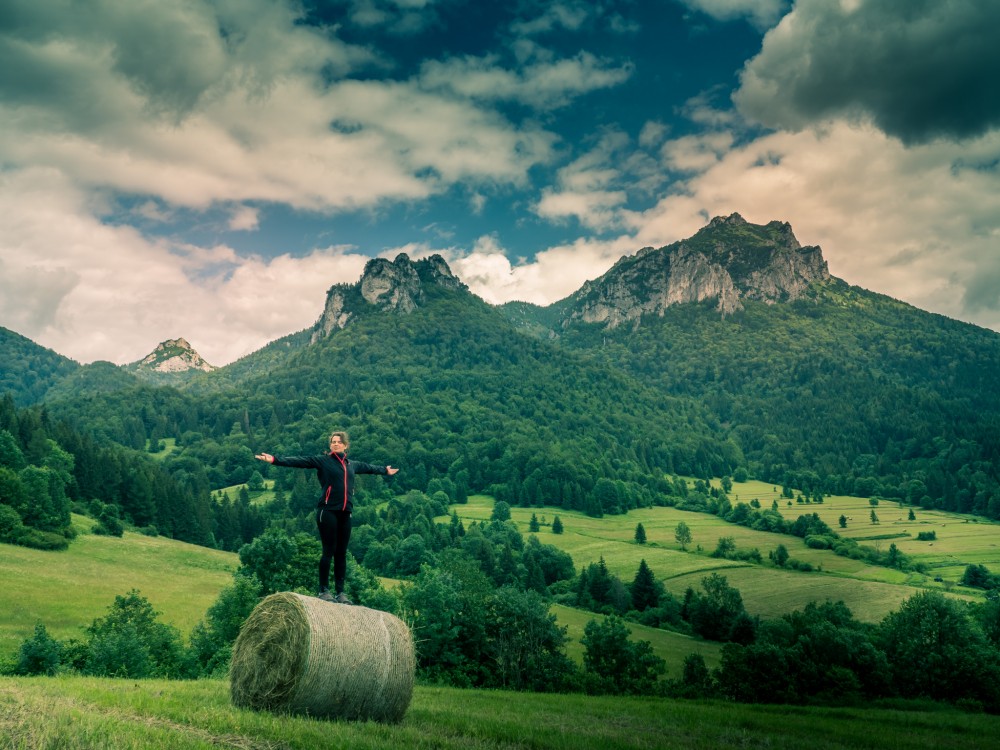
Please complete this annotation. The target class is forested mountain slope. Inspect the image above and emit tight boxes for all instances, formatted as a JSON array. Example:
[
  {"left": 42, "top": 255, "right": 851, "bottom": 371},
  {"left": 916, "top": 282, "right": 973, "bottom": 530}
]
[{"left": 0, "top": 326, "right": 79, "bottom": 406}]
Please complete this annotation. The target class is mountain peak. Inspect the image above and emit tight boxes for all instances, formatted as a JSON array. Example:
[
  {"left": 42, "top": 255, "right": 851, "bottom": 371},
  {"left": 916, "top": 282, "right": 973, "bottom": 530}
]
[
  {"left": 564, "top": 215, "right": 831, "bottom": 328},
  {"left": 708, "top": 212, "right": 748, "bottom": 228},
  {"left": 134, "top": 338, "right": 216, "bottom": 374},
  {"left": 312, "top": 253, "right": 467, "bottom": 341}
]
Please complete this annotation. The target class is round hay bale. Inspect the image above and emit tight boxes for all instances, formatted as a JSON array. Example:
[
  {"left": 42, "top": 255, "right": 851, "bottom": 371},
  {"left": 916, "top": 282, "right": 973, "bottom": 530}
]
[{"left": 230, "top": 592, "right": 414, "bottom": 722}]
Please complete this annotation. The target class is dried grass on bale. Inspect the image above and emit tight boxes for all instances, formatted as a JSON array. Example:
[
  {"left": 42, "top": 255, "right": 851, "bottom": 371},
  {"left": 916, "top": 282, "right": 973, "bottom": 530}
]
[{"left": 230, "top": 592, "right": 415, "bottom": 722}]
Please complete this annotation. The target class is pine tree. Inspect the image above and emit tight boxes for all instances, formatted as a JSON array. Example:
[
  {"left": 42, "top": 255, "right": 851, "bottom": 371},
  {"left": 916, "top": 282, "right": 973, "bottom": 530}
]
[
  {"left": 552, "top": 515, "right": 563, "bottom": 534},
  {"left": 634, "top": 522, "right": 647, "bottom": 544},
  {"left": 630, "top": 559, "right": 659, "bottom": 611}
]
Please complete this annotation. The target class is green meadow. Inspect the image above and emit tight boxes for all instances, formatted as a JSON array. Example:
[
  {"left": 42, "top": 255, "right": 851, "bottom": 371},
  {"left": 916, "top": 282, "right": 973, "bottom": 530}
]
[
  {"left": 215, "top": 480, "right": 277, "bottom": 506},
  {"left": 4, "top": 676, "right": 1000, "bottom": 750},
  {"left": 550, "top": 603, "right": 722, "bottom": 670},
  {"left": 146, "top": 437, "right": 179, "bottom": 461},
  {"left": 0, "top": 515, "right": 236, "bottom": 658},
  {"left": 726, "top": 479, "right": 1000, "bottom": 581},
  {"left": 448, "top": 490, "right": 992, "bottom": 622}
]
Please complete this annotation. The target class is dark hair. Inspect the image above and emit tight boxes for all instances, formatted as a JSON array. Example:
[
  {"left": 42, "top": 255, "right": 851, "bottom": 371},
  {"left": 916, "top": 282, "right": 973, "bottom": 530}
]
[{"left": 329, "top": 431, "right": 350, "bottom": 450}]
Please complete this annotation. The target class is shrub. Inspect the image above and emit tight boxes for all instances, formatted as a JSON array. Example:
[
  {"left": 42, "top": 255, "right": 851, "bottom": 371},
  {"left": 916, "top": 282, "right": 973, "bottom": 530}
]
[
  {"left": 916, "top": 531, "right": 936, "bottom": 541},
  {"left": 804, "top": 534, "right": 832, "bottom": 550},
  {"left": 84, "top": 590, "right": 192, "bottom": 679},
  {"left": 189, "top": 572, "right": 263, "bottom": 676},
  {"left": 16, "top": 624, "right": 62, "bottom": 676},
  {"left": 92, "top": 505, "right": 124, "bottom": 537},
  {"left": 581, "top": 615, "right": 665, "bottom": 695},
  {"left": 85, "top": 626, "right": 152, "bottom": 678},
  {"left": 13, "top": 527, "right": 70, "bottom": 550}
]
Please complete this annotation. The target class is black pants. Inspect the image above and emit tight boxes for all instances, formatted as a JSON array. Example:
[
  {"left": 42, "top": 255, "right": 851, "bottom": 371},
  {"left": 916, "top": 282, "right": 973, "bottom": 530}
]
[{"left": 316, "top": 508, "right": 351, "bottom": 594}]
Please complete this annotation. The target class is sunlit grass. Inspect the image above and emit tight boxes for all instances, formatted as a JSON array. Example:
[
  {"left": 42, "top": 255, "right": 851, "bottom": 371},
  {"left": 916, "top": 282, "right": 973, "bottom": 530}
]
[
  {"left": 3, "top": 676, "right": 999, "bottom": 750},
  {"left": 0, "top": 516, "right": 236, "bottom": 657}
]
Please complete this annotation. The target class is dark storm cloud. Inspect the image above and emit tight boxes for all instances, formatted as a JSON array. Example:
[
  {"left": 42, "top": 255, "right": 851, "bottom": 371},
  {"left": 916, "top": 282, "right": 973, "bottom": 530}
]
[
  {"left": 0, "top": 0, "right": 227, "bottom": 123},
  {"left": 734, "top": 0, "right": 1000, "bottom": 144},
  {"left": 964, "top": 264, "right": 1000, "bottom": 315}
]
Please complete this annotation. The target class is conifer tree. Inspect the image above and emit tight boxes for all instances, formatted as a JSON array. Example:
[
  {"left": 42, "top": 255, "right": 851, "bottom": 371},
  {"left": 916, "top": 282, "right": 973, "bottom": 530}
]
[
  {"left": 630, "top": 559, "right": 659, "bottom": 611},
  {"left": 634, "top": 522, "right": 646, "bottom": 544}
]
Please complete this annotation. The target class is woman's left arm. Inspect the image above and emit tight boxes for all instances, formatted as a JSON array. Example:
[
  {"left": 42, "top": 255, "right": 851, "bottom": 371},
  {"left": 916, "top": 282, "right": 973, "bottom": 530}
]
[{"left": 354, "top": 461, "right": 398, "bottom": 476}]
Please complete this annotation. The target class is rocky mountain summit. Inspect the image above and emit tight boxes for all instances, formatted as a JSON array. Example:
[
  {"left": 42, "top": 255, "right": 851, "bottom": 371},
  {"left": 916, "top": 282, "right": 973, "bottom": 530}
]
[
  {"left": 561, "top": 213, "right": 831, "bottom": 328},
  {"left": 311, "top": 253, "right": 466, "bottom": 342},
  {"left": 132, "top": 338, "right": 216, "bottom": 374}
]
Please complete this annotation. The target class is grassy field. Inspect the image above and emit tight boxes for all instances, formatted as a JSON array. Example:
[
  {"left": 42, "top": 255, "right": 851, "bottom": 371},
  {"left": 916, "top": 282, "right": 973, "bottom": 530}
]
[
  {"left": 4, "top": 676, "right": 1000, "bottom": 750},
  {"left": 447, "top": 492, "right": 990, "bottom": 622},
  {"left": 0, "top": 515, "right": 236, "bottom": 658},
  {"left": 215, "top": 480, "right": 277, "bottom": 506},
  {"left": 146, "top": 437, "right": 179, "bottom": 461},
  {"left": 724, "top": 479, "right": 1000, "bottom": 581},
  {"left": 550, "top": 603, "right": 722, "bottom": 671}
]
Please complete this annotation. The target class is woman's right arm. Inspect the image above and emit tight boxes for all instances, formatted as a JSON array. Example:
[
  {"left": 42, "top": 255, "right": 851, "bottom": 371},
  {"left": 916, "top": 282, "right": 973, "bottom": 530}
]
[{"left": 256, "top": 453, "right": 318, "bottom": 468}]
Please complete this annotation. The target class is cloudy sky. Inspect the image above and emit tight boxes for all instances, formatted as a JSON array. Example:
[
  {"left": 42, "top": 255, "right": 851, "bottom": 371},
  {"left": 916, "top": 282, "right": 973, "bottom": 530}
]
[{"left": 3, "top": 0, "right": 999, "bottom": 366}]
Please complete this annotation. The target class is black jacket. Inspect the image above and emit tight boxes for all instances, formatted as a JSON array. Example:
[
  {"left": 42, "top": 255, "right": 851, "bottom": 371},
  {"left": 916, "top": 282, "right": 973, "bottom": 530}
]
[{"left": 271, "top": 452, "right": 388, "bottom": 513}]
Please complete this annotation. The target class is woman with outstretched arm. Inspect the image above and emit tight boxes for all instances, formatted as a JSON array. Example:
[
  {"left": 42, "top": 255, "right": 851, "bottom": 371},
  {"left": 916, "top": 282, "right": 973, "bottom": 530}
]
[{"left": 255, "top": 430, "right": 398, "bottom": 604}]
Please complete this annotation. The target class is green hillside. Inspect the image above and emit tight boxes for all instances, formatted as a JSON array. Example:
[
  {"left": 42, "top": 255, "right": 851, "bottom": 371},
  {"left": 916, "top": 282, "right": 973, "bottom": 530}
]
[
  {"left": 0, "top": 515, "right": 236, "bottom": 658},
  {"left": 0, "top": 325, "right": 79, "bottom": 406},
  {"left": 551, "top": 603, "right": 722, "bottom": 670}
]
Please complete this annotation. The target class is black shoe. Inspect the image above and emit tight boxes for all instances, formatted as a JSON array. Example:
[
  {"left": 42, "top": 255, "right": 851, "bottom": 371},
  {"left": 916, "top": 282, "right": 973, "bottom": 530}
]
[
  {"left": 334, "top": 592, "right": 353, "bottom": 605},
  {"left": 318, "top": 589, "right": 334, "bottom": 602}
]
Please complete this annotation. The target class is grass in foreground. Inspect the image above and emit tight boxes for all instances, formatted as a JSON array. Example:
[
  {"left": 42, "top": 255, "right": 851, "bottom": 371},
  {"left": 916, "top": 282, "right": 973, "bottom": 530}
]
[{"left": 3, "top": 676, "right": 999, "bottom": 750}]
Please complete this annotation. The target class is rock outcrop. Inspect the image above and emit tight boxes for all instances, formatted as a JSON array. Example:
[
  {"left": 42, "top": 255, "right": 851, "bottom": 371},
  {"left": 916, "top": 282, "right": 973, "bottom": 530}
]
[
  {"left": 564, "top": 213, "right": 830, "bottom": 328},
  {"left": 134, "top": 338, "right": 216, "bottom": 373},
  {"left": 311, "top": 254, "right": 467, "bottom": 342}
]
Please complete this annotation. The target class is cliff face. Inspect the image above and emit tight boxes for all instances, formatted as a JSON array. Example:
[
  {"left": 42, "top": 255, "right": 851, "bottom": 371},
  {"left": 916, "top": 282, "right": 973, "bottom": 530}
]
[
  {"left": 134, "top": 338, "right": 215, "bottom": 373},
  {"left": 311, "top": 254, "right": 467, "bottom": 341},
  {"left": 565, "top": 213, "right": 831, "bottom": 328}
]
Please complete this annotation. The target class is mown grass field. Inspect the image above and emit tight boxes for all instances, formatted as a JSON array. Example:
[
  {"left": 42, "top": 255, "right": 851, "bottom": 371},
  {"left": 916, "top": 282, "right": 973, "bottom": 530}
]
[
  {"left": 4, "top": 676, "right": 1000, "bottom": 750},
  {"left": 550, "top": 604, "right": 722, "bottom": 670},
  {"left": 0, "top": 515, "right": 236, "bottom": 658},
  {"left": 448, "top": 492, "right": 990, "bottom": 622},
  {"left": 725, "top": 479, "right": 1000, "bottom": 581},
  {"left": 216, "top": 480, "right": 276, "bottom": 506}
]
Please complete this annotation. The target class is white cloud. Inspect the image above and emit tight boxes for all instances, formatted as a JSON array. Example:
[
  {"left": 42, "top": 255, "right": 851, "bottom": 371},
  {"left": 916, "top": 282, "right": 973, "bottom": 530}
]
[
  {"left": 511, "top": 2, "right": 595, "bottom": 36},
  {"left": 228, "top": 206, "right": 260, "bottom": 231},
  {"left": 533, "top": 128, "right": 662, "bottom": 231},
  {"left": 0, "top": 168, "right": 371, "bottom": 365},
  {"left": 678, "top": 0, "right": 790, "bottom": 30},
  {"left": 660, "top": 131, "right": 735, "bottom": 173},
  {"left": 0, "top": 0, "right": 557, "bottom": 217},
  {"left": 418, "top": 50, "right": 633, "bottom": 110},
  {"left": 448, "top": 235, "right": 635, "bottom": 306}
]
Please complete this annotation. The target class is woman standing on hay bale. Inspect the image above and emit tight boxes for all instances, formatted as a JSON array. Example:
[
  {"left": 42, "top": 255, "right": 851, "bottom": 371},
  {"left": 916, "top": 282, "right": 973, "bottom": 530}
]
[{"left": 255, "top": 431, "right": 398, "bottom": 604}]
